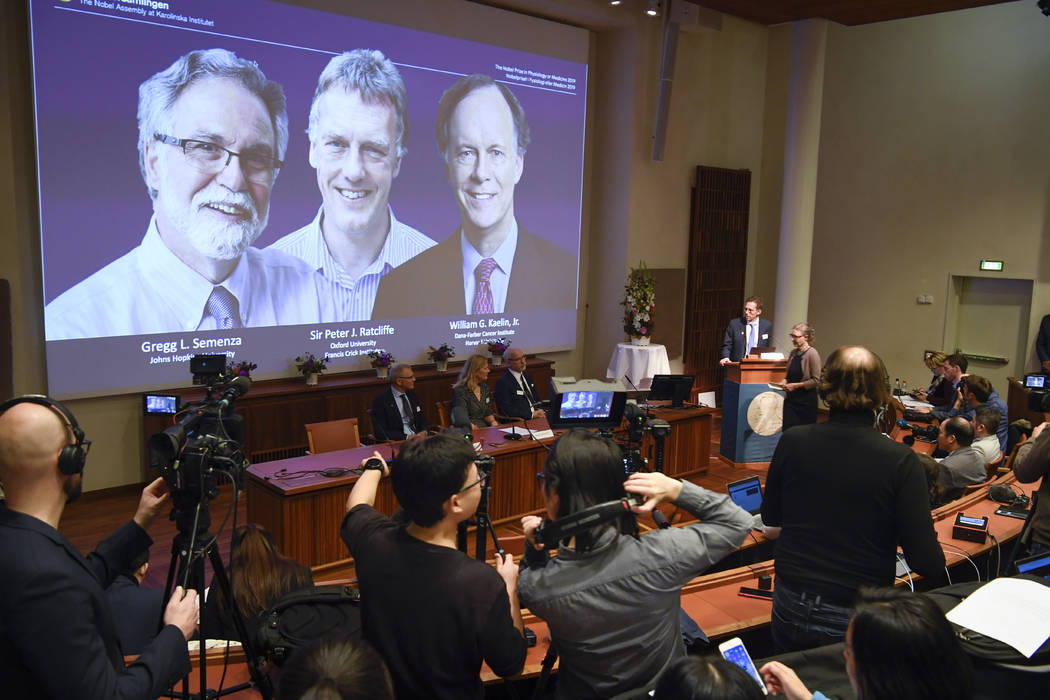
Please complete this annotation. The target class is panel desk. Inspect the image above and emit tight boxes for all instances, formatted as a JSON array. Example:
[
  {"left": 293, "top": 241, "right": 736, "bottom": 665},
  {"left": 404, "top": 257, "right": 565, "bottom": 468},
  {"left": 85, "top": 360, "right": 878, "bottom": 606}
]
[
  {"left": 143, "top": 356, "right": 555, "bottom": 464},
  {"left": 246, "top": 406, "right": 714, "bottom": 567}
]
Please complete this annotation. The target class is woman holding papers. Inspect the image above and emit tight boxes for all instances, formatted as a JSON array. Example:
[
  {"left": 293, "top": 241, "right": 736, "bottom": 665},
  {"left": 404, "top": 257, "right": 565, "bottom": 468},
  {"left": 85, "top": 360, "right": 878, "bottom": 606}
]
[{"left": 777, "top": 323, "right": 821, "bottom": 431}]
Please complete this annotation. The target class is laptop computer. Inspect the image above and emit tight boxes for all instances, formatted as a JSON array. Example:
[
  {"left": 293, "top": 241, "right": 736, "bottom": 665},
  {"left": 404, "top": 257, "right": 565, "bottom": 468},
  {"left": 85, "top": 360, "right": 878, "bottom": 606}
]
[{"left": 727, "top": 476, "right": 765, "bottom": 530}]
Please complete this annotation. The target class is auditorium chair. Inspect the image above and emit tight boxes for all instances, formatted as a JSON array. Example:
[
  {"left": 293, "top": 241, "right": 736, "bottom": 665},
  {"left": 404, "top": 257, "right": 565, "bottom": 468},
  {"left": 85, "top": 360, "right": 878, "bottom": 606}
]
[
  {"left": 361, "top": 408, "right": 390, "bottom": 445},
  {"left": 985, "top": 453, "right": 1004, "bottom": 481},
  {"left": 1001, "top": 435, "right": 1029, "bottom": 472},
  {"left": 304, "top": 418, "right": 361, "bottom": 454}
]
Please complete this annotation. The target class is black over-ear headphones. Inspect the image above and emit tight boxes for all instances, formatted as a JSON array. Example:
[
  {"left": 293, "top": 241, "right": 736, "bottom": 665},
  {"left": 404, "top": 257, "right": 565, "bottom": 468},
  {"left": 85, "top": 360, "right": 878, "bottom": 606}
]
[{"left": 0, "top": 395, "right": 90, "bottom": 475}]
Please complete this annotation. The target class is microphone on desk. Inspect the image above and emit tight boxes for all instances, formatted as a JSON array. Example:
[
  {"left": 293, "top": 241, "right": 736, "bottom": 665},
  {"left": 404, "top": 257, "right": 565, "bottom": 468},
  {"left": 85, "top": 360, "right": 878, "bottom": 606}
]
[
  {"left": 505, "top": 423, "right": 523, "bottom": 441},
  {"left": 450, "top": 405, "right": 473, "bottom": 441}
]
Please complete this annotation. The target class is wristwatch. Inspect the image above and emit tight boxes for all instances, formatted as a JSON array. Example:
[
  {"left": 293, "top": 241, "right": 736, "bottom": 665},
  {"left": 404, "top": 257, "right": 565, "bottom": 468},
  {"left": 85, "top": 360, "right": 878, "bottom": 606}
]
[{"left": 362, "top": 457, "right": 385, "bottom": 473}]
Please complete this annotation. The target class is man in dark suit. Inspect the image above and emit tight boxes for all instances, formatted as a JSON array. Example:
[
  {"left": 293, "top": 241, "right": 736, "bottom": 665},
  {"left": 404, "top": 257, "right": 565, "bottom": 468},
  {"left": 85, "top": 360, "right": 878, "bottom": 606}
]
[
  {"left": 494, "top": 348, "right": 544, "bottom": 420},
  {"left": 719, "top": 296, "right": 773, "bottom": 365},
  {"left": 0, "top": 396, "right": 197, "bottom": 699},
  {"left": 106, "top": 548, "right": 165, "bottom": 655},
  {"left": 370, "top": 364, "right": 428, "bottom": 441},
  {"left": 372, "top": 73, "right": 577, "bottom": 319},
  {"left": 1037, "top": 313, "right": 1050, "bottom": 373}
]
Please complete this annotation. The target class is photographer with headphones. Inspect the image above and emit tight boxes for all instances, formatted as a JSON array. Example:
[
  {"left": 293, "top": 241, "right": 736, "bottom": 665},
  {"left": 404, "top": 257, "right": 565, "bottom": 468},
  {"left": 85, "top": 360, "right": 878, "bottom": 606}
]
[
  {"left": 518, "top": 429, "right": 752, "bottom": 699},
  {"left": 760, "top": 346, "right": 945, "bottom": 654},
  {"left": 0, "top": 395, "right": 197, "bottom": 698}
]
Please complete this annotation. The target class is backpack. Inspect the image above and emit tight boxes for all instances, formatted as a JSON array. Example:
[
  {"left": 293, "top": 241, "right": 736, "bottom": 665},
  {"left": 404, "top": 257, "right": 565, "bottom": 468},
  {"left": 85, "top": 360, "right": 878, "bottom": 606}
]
[{"left": 255, "top": 584, "right": 362, "bottom": 665}]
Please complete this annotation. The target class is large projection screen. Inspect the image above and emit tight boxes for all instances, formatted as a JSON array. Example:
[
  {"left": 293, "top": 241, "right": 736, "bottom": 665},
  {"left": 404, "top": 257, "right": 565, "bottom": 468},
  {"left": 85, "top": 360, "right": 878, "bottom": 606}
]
[{"left": 30, "top": 0, "right": 586, "bottom": 398}]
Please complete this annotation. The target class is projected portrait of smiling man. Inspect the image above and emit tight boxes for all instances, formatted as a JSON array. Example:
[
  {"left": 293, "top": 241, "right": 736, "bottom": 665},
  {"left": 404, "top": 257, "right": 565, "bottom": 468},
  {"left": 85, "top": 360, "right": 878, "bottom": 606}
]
[
  {"left": 269, "top": 49, "right": 435, "bottom": 322},
  {"left": 372, "top": 74, "right": 577, "bottom": 319},
  {"left": 44, "top": 48, "right": 336, "bottom": 340}
]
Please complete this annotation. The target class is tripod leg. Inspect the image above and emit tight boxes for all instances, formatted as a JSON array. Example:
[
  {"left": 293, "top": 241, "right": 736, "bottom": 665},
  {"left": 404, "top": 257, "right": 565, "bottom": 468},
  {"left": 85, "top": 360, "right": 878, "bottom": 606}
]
[{"left": 206, "top": 545, "right": 274, "bottom": 700}]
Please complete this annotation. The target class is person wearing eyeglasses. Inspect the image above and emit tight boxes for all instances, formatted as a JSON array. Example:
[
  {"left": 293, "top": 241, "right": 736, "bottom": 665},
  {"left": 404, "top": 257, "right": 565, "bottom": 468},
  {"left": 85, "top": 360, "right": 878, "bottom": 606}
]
[
  {"left": 340, "top": 434, "right": 525, "bottom": 700},
  {"left": 44, "top": 48, "right": 337, "bottom": 339},
  {"left": 268, "top": 50, "right": 436, "bottom": 322},
  {"left": 370, "top": 363, "right": 428, "bottom": 441},
  {"left": 772, "top": 322, "right": 821, "bottom": 431}
]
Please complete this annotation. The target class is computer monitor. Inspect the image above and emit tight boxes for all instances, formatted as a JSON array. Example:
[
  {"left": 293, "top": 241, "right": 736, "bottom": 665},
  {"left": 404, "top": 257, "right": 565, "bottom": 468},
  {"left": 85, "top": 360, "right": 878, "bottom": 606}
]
[{"left": 647, "top": 374, "right": 695, "bottom": 408}]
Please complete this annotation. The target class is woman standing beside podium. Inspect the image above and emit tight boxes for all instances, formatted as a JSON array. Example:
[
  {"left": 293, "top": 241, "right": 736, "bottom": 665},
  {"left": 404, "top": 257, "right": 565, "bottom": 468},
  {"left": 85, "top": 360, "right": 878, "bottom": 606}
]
[{"left": 778, "top": 323, "right": 821, "bottom": 431}]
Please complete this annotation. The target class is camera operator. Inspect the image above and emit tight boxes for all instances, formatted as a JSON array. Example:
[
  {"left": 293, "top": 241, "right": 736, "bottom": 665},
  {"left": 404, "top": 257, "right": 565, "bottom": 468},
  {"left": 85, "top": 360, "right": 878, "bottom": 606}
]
[
  {"left": 340, "top": 435, "right": 525, "bottom": 700},
  {"left": 0, "top": 396, "right": 197, "bottom": 699},
  {"left": 518, "top": 430, "right": 752, "bottom": 699}
]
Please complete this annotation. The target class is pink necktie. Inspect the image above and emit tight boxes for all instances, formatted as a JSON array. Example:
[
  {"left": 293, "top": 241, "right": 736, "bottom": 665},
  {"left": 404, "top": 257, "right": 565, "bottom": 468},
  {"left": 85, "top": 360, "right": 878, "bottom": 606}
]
[{"left": 472, "top": 258, "right": 498, "bottom": 314}]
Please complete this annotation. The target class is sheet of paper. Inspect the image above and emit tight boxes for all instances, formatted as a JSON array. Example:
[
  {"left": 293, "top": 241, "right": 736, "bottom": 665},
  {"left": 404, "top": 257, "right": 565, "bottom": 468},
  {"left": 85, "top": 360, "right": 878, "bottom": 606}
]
[
  {"left": 900, "top": 396, "right": 933, "bottom": 409},
  {"left": 497, "top": 427, "right": 555, "bottom": 440},
  {"left": 767, "top": 383, "right": 785, "bottom": 391},
  {"left": 945, "top": 577, "right": 1050, "bottom": 658}
]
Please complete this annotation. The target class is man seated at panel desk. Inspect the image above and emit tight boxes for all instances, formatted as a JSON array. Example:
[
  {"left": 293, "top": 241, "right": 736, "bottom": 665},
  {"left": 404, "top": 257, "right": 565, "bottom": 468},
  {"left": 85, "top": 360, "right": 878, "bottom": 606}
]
[
  {"left": 370, "top": 363, "right": 428, "bottom": 442},
  {"left": 493, "top": 348, "right": 544, "bottom": 420}
]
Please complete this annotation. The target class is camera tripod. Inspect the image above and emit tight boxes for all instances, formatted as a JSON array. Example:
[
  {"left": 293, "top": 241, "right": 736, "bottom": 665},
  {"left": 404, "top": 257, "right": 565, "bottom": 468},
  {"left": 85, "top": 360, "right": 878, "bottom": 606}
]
[
  {"left": 457, "top": 454, "right": 503, "bottom": 560},
  {"left": 160, "top": 487, "right": 272, "bottom": 700}
]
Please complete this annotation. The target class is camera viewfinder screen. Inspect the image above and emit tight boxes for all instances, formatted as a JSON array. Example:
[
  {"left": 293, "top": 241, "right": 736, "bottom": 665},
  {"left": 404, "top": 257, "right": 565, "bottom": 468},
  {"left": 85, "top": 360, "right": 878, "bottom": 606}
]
[{"left": 558, "top": 391, "right": 613, "bottom": 419}]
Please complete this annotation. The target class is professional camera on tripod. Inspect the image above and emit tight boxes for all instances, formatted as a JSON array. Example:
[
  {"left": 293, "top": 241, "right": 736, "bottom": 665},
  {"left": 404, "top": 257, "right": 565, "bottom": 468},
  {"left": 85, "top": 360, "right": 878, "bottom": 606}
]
[
  {"left": 545, "top": 376, "right": 672, "bottom": 474},
  {"left": 147, "top": 354, "right": 272, "bottom": 700}
]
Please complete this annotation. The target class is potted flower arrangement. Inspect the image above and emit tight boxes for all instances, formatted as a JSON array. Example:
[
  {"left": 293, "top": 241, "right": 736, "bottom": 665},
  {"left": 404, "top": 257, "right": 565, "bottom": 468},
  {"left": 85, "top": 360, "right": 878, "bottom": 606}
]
[
  {"left": 622, "top": 262, "right": 655, "bottom": 345},
  {"left": 486, "top": 338, "right": 511, "bottom": 365},
  {"left": 295, "top": 353, "right": 328, "bottom": 386},
  {"left": 427, "top": 343, "right": 456, "bottom": 372},
  {"left": 368, "top": 350, "right": 395, "bottom": 379},
  {"left": 226, "top": 360, "right": 257, "bottom": 379}
]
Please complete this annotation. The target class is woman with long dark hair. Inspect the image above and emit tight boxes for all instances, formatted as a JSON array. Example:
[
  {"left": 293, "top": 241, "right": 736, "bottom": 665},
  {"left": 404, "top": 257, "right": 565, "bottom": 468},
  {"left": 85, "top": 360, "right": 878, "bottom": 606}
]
[
  {"left": 201, "top": 523, "right": 313, "bottom": 642},
  {"left": 760, "top": 587, "right": 974, "bottom": 700}
]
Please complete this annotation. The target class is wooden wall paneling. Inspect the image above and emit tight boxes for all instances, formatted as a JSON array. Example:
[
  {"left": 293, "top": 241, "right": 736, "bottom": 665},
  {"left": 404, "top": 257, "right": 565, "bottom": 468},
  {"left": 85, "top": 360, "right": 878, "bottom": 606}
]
[
  {"left": 648, "top": 268, "right": 686, "bottom": 361},
  {"left": 684, "top": 167, "right": 751, "bottom": 403}
]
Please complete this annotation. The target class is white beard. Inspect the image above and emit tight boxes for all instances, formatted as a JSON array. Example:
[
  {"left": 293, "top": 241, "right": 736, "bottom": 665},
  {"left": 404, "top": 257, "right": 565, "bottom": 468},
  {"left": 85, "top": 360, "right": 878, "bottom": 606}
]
[{"left": 160, "top": 183, "right": 267, "bottom": 261}]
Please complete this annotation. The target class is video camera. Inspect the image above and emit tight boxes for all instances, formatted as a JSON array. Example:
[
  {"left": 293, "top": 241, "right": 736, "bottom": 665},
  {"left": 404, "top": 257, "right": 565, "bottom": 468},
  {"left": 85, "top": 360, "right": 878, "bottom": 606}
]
[
  {"left": 896, "top": 419, "right": 939, "bottom": 441},
  {"left": 546, "top": 377, "right": 672, "bottom": 474},
  {"left": 148, "top": 354, "right": 251, "bottom": 506},
  {"left": 1024, "top": 374, "right": 1050, "bottom": 412}
]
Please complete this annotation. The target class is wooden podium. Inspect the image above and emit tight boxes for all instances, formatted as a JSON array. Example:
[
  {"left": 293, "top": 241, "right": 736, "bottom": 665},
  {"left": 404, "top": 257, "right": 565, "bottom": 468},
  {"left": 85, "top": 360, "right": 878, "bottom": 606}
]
[{"left": 719, "top": 357, "right": 788, "bottom": 468}]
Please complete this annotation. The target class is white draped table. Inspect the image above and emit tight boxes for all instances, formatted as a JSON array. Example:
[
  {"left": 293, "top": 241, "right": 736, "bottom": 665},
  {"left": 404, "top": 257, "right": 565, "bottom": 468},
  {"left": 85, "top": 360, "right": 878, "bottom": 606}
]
[{"left": 606, "top": 342, "right": 671, "bottom": 390}]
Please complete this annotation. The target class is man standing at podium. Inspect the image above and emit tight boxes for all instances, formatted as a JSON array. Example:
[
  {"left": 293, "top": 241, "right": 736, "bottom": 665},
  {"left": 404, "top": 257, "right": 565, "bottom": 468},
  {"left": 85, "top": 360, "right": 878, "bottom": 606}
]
[{"left": 719, "top": 296, "right": 772, "bottom": 365}]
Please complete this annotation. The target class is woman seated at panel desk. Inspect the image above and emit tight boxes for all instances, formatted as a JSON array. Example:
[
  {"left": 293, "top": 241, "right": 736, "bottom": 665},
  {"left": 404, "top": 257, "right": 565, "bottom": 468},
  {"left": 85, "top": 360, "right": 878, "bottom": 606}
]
[{"left": 452, "top": 354, "right": 498, "bottom": 428}]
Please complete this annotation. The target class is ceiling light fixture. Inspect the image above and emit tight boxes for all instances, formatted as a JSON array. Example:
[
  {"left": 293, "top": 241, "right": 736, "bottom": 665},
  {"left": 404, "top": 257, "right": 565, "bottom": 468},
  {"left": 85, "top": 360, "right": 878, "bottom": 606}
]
[{"left": 646, "top": 0, "right": 660, "bottom": 17}]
